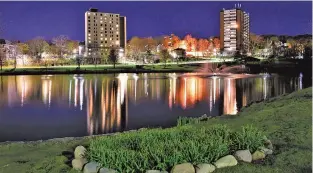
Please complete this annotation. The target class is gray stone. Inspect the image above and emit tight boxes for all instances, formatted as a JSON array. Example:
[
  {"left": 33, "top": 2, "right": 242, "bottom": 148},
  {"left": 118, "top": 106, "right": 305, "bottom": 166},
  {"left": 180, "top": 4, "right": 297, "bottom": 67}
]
[
  {"left": 72, "top": 158, "right": 88, "bottom": 171},
  {"left": 259, "top": 147, "right": 273, "bottom": 155},
  {"left": 171, "top": 163, "right": 195, "bottom": 173},
  {"left": 264, "top": 139, "right": 274, "bottom": 150},
  {"left": 195, "top": 164, "right": 215, "bottom": 173},
  {"left": 234, "top": 150, "right": 252, "bottom": 163},
  {"left": 214, "top": 155, "right": 238, "bottom": 168},
  {"left": 252, "top": 151, "right": 266, "bottom": 161},
  {"left": 99, "top": 167, "right": 118, "bottom": 173},
  {"left": 83, "top": 162, "right": 101, "bottom": 173},
  {"left": 74, "top": 145, "right": 87, "bottom": 159},
  {"left": 146, "top": 170, "right": 168, "bottom": 173}
]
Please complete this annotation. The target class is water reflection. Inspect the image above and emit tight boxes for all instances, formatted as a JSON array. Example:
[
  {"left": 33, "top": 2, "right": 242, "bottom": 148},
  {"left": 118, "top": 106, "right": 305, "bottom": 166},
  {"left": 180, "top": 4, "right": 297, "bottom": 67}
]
[{"left": 0, "top": 72, "right": 309, "bottom": 141}]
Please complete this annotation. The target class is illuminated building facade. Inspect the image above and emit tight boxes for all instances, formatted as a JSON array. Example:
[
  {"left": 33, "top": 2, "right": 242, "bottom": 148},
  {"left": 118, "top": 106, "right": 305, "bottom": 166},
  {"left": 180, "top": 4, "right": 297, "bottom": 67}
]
[
  {"left": 220, "top": 4, "right": 250, "bottom": 53},
  {"left": 85, "top": 8, "right": 127, "bottom": 62}
]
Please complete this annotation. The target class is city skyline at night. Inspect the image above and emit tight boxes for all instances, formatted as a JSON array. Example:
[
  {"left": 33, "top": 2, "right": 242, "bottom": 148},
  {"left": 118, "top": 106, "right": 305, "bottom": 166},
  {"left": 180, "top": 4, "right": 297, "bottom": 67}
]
[{"left": 0, "top": 1, "right": 312, "bottom": 42}]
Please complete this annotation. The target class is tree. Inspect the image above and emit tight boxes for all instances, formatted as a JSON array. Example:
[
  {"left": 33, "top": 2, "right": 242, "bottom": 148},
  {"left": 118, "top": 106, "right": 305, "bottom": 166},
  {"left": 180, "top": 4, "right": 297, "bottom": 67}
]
[
  {"left": 197, "top": 39, "right": 209, "bottom": 56},
  {"left": 171, "top": 34, "right": 181, "bottom": 49},
  {"left": 0, "top": 46, "right": 4, "bottom": 71},
  {"left": 52, "top": 35, "right": 69, "bottom": 58},
  {"left": 162, "top": 36, "right": 171, "bottom": 50},
  {"left": 270, "top": 36, "right": 280, "bottom": 57},
  {"left": 213, "top": 38, "right": 220, "bottom": 50},
  {"left": 128, "top": 37, "right": 143, "bottom": 63},
  {"left": 27, "top": 37, "right": 49, "bottom": 60},
  {"left": 109, "top": 48, "right": 118, "bottom": 68},
  {"left": 184, "top": 34, "right": 197, "bottom": 52},
  {"left": 17, "top": 43, "right": 29, "bottom": 55},
  {"left": 159, "top": 49, "right": 171, "bottom": 67},
  {"left": 66, "top": 40, "right": 79, "bottom": 56},
  {"left": 250, "top": 33, "right": 263, "bottom": 56}
]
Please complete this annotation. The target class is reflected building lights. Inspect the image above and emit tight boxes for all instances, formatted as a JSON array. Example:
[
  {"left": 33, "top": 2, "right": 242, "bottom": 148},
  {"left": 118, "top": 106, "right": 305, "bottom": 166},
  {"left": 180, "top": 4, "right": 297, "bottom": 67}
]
[
  {"left": 223, "top": 78, "right": 237, "bottom": 115},
  {"left": 263, "top": 77, "right": 267, "bottom": 100},
  {"left": 80, "top": 79, "right": 85, "bottom": 110},
  {"left": 74, "top": 79, "right": 78, "bottom": 107},
  {"left": 42, "top": 78, "right": 52, "bottom": 107},
  {"left": 299, "top": 73, "right": 303, "bottom": 90},
  {"left": 69, "top": 80, "right": 72, "bottom": 106}
]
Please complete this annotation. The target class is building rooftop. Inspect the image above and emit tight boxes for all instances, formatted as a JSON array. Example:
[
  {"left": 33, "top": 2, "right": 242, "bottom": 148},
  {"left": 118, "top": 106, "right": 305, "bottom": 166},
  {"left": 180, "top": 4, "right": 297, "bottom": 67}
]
[{"left": 89, "top": 8, "right": 98, "bottom": 12}]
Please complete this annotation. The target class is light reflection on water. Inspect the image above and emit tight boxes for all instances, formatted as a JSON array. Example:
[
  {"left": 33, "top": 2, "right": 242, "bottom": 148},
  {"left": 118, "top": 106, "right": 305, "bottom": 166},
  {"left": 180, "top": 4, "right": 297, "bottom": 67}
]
[{"left": 0, "top": 72, "right": 309, "bottom": 142}]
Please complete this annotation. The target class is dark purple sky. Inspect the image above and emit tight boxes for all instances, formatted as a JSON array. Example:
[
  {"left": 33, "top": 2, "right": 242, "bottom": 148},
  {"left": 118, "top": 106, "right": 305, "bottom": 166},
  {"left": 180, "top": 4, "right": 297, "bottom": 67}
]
[{"left": 0, "top": 1, "right": 311, "bottom": 42}]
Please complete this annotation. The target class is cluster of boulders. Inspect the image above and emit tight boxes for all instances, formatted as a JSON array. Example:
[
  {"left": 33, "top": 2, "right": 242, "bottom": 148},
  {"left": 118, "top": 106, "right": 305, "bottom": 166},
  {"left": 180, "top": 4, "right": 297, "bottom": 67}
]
[
  {"left": 70, "top": 139, "right": 273, "bottom": 173},
  {"left": 71, "top": 146, "right": 117, "bottom": 173}
]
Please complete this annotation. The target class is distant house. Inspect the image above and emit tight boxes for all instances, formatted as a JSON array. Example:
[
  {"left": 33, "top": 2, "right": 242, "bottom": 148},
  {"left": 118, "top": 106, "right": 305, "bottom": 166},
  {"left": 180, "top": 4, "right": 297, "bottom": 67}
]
[{"left": 171, "top": 48, "right": 186, "bottom": 59}]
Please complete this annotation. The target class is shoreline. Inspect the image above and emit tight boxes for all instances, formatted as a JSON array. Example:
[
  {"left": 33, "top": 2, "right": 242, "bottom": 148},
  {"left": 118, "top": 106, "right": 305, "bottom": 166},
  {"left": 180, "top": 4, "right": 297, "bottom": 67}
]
[
  {"left": 0, "top": 87, "right": 311, "bottom": 173},
  {"left": 0, "top": 69, "right": 195, "bottom": 76}
]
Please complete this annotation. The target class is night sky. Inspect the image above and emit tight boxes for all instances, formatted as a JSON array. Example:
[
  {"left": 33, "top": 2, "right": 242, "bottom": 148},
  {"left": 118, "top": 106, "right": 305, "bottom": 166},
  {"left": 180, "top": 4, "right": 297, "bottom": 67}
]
[{"left": 0, "top": 1, "right": 311, "bottom": 42}]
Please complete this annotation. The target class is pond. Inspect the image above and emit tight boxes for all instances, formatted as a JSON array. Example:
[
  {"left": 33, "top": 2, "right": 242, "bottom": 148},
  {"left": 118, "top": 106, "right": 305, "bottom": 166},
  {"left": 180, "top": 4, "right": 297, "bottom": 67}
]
[{"left": 0, "top": 72, "right": 310, "bottom": 142}]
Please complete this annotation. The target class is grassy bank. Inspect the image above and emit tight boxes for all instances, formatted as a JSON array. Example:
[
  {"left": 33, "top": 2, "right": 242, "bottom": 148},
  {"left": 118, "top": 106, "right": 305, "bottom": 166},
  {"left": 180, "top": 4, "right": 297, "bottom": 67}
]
[
  {"left": 0, "top": 63, "right": 202, "bottom": 76},
  {"left": 0, "top": 87, "right": 311, "bottom": 173}
]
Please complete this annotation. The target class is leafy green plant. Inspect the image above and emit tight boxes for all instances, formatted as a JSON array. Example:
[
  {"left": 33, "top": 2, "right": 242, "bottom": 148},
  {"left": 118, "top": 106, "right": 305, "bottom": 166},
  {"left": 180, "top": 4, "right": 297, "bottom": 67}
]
[
  {"left": 231, "top": 125, "right": 265, "bottom": 152},
  {"left": 88, "top": 124, "right": 264, "bottom": 173}
]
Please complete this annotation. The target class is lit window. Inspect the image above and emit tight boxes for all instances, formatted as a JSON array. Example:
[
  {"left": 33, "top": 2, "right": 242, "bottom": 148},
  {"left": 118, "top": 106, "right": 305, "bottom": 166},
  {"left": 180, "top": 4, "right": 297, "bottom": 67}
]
[
  {"left": 101, "top": 44, "right": 103, "bottom": 47},
  {"left": 105, "top": 18, "right": 107, "bottom": 20},
  {"left": 105, "top": 38, "right": 107, "bottom": 40},
  {"left": 89, "top": 49, "right": 91, "bottom": 51},
  {"left": 88, "top": 34, "right": 91, "bottom": 36},
  {"left": 101, "top": 38, "right": 103, "bottom": 40},
  {"left": 116, "top": 32, "right": 118, "bottom": 34},
  {"left": 101, "top": 28, "right": 103, "bottom": 30},
  {"left": 100, "top": 17, "right": 102, "bottom": 20},
  {"left": 110, "top": 38, "right": 112, "bottom": 41},
  {"left": 89, "top": 41, "right": 91, "bottom": 43},
  {"left": 88, "top": 13, "right": 90, "bottom": 15},
  {"left": 100, "top": 21, "right": 103, "bottom": 23},
  {"left": 116, "top": 25, "right": 119, "bottom": 27},
  {"left": 101, "top": 34, "right": 103, "bottom": 36}
]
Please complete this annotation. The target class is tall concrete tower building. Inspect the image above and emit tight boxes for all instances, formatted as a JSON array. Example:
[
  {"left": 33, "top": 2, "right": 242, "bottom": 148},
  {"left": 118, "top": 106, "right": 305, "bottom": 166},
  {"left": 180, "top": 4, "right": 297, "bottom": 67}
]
[
  {"left": 85, "top": 8, "right": 127, "bottom": 62},
  {"left": 220, "top": 4, "right": 250, "bottom": 54}
]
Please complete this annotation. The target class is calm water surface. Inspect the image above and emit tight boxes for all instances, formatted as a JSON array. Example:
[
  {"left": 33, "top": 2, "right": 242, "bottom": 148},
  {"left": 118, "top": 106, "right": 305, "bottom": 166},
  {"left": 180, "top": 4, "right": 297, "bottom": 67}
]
[{"left": 0, "top": 72, "right": 310, "bottom": 142}]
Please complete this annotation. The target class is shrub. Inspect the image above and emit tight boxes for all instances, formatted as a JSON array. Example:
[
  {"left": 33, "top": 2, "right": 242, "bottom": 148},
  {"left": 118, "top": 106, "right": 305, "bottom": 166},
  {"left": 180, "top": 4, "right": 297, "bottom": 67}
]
[
  {"left": 88, "top": 123, "right": 264, "bottom": 173},
  {"left": 231, "top": 125, "right": 265, "bottom": 152}
]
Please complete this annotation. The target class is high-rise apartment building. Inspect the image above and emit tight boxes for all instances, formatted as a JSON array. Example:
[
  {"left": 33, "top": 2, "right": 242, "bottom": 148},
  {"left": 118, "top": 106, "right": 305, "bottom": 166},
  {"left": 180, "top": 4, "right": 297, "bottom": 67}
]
[
  {"left": 85, "top": 8, "right": 126, "bottom": 60},
  {"left": 220, "top": 5, "right": 250, "bottom": 54}
]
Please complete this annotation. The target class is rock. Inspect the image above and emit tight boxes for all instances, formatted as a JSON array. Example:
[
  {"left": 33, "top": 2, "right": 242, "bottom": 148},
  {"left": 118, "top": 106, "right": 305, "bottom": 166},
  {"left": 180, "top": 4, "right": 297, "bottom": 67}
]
[
  {"left": 264, "top": 139, "right": 274, "bottom": 150},
  {"left": 74, "top": 145, "right": 87, "bottom": 159},
  {"left": 214, "top": 155, "right": 238, "bottom": 168},
  {"left": 83, "top": 162, "right": 101, "bottom": 173},
  {"left": 72, "top": 158, "right": 88, "bottom": 171},
  {"left": 146, "top": 170, "right": 168, "bottom": 173},
  {"left": 259, "top": 147, "right": 273, "bottom": 155},
  {"left": 252, "top": 151, "right": 266, "bottom": 161},
  {"left": 99, "top": 167, "right": 118, "bottom": 173},
  {"left": 171, "top": 163, "right": 195, "bottom": 173},
  {"left": 234, "top": 150, "right": 252, "bottom": 163},
  {"left": 195, "top": 164, "right": 215, "bottom": 173},
  {"left": 200, "top": 114, "right": 208, "bottom": 118}
]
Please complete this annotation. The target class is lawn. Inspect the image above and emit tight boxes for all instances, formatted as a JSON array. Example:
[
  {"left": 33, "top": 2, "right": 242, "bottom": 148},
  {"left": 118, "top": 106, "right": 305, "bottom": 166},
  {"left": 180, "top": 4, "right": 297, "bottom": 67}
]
[
  {"left": 0, "top": 63, "right": 202, "bottom": 75},
  {"left": 0, "top": 87, "right": 311, "bottom": 173}
]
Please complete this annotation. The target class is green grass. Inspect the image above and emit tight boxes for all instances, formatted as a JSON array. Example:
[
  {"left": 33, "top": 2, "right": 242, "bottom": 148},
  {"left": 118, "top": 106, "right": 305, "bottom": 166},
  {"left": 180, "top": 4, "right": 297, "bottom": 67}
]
[
  {"left": 88, "top": 124, "right": 264, "bottom": 173},
  {"left": 0, "top": 63, "right": 200, "bottom": 74},
  {"left": 0, "top": 87, "right": 311, "bottom": 173}
]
